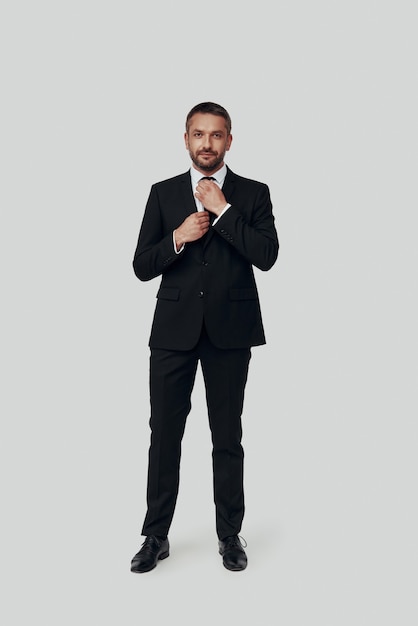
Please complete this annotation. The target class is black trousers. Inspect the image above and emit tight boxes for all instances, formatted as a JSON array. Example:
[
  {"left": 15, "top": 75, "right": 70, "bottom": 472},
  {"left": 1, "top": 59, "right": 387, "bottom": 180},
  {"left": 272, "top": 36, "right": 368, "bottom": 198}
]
[{"left": 141, "top": 324, "right": 251, "bottom": 540}]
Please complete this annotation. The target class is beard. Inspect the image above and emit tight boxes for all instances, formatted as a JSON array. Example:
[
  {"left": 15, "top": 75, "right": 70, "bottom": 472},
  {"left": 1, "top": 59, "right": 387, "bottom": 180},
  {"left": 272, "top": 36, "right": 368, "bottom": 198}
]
[{"left": 189, "top": 150, "right": 225, "bottom": 172}]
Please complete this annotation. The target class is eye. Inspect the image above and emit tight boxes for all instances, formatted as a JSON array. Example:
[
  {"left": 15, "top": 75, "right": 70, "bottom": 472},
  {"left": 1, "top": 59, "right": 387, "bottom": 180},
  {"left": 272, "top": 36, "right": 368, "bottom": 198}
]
[{"left": 194, "top": 132, "right": 202, "bottom": 137}]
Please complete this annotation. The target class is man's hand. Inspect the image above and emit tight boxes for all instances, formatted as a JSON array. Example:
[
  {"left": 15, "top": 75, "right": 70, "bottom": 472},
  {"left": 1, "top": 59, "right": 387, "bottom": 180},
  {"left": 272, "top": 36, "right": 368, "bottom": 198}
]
[
  {"left": 174, "top": 211, "right": 210, "bottom": 250},
  {"left": 195, "top": 179, "right": 227, "bottom": 216}
]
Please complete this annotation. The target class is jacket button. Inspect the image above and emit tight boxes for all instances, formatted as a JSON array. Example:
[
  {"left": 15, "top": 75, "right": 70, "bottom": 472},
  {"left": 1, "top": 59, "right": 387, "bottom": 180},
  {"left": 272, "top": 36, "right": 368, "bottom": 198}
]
[
  {"left": 201, "top": 261, "right": 208, "bottom": 266},
  {"left": 198, "top": 291, "right": 204, "bottom": 298}
]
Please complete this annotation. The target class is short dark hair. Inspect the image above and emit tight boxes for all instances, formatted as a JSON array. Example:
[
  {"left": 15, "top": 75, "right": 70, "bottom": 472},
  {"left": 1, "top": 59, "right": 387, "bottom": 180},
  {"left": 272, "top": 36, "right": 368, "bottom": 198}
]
[{"left": 186, "top": 102, "right": 232, "bottom": 135}]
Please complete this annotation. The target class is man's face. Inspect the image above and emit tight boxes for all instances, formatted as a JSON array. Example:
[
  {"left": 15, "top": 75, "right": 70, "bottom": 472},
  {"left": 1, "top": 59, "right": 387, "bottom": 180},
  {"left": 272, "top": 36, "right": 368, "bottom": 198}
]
[{"left": 184, "top": 113, "right": 232, "bottom": 174}]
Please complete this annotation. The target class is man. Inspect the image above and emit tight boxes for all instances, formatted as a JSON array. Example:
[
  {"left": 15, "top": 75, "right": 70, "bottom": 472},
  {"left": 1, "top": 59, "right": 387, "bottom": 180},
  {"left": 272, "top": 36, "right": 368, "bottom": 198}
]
[{"left": 130, "top": 102, "right": 279, "bottom": 573}]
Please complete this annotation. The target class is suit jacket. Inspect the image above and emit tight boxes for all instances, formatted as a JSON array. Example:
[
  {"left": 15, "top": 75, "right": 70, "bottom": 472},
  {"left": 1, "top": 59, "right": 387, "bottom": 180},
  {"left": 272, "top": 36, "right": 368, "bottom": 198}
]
[{"left": 133, "top": 166, "right": 279, "bottom": 350}]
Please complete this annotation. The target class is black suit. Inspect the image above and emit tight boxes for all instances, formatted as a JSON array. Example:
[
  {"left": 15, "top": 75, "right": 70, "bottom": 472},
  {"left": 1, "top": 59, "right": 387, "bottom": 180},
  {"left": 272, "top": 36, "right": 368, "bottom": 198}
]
[{"left": 133, "top": 166, "right": 278, "bottom": 539}]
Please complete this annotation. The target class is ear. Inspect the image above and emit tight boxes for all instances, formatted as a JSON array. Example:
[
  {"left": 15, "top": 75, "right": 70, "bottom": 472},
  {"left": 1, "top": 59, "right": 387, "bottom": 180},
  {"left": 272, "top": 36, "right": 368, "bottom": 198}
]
[
  {"left": 184, "top": 132, "right": 189, "bottom": 150},
  {"left": 226, "top": 134, "right": 233, "bottom": 151}
]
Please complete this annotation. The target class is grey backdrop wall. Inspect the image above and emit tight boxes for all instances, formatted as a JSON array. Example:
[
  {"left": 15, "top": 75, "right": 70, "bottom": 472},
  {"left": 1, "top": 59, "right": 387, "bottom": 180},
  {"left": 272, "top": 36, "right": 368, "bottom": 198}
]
[{"left": 1, "top": 1, "right": 417, "bottom": 624}]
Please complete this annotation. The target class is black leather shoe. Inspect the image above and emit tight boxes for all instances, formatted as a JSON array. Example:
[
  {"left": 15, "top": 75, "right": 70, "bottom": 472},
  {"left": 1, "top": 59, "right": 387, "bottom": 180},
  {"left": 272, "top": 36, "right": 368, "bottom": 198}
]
[
  {"left": 130, "top": 536, "right": 170, "bottom": 573},
  {"left": 218, "top": 535, "right": 248, "bottom": 571}
]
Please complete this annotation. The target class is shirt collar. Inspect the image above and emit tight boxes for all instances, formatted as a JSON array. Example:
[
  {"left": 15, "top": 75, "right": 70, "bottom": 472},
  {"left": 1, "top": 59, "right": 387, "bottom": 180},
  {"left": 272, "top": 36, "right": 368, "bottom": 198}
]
[{"left": 190, "top": 163, "right": 227, "bottom": 188}]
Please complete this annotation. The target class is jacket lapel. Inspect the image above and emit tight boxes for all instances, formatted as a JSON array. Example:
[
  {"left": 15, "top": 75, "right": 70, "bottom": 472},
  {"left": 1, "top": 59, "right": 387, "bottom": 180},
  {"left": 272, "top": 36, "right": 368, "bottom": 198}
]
[
  {"left": 180, "top": 172, "right": 197, "bottom": 218},
  {"left": 221, "top": 166, "right": 236, "bottom": 203}
]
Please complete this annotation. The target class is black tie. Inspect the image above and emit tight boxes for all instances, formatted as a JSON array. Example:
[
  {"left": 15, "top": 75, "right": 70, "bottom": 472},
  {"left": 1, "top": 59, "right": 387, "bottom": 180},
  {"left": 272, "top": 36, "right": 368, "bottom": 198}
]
[{"left": 199, "top": 177, "right": 216, "bottom": 222}]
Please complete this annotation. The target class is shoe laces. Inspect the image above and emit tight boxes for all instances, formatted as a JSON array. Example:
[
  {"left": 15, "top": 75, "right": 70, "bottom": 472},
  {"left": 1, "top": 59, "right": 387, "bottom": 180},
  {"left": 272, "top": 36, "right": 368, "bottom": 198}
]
[
  {"left": 224, "top": 535, "right": 247, "bottom": 549},
  {"left": 141, "top": 535, "right": 161, "bottom": 551}
]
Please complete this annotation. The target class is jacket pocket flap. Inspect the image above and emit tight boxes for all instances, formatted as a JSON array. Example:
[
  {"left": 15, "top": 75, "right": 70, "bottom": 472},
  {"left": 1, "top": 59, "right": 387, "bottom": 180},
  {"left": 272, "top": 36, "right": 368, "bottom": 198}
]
[
  {"left": 229, "top": 288, "right": 257, "bottom": 301},
  {"left": 156, "top": 287, "right": 180, "bottom": 301}
]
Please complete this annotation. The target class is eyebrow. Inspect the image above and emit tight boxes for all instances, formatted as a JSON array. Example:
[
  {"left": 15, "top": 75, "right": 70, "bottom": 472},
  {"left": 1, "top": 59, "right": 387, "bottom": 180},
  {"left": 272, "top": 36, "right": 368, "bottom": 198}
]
[{"left": 192, "top": 128, "right": 226, "bottom": 135}]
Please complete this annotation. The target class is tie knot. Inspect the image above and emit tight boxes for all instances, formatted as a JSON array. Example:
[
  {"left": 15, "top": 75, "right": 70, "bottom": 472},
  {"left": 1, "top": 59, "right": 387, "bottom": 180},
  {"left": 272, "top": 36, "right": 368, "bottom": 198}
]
[{"left": 200, "top": 176, "right": 216, "bottom": 182}]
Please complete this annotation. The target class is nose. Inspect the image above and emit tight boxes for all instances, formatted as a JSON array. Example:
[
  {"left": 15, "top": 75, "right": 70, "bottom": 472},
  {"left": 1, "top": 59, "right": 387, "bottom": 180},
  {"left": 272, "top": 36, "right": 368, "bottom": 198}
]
[{"left": 202, "top": 134, "right": 212, "bottom": 149}]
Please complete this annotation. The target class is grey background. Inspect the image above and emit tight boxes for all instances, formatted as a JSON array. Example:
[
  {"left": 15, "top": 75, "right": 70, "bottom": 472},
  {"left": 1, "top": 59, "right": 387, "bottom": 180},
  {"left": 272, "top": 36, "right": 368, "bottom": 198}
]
[{"left": 1, "top": 1, "right": 417, "bottom": 624}]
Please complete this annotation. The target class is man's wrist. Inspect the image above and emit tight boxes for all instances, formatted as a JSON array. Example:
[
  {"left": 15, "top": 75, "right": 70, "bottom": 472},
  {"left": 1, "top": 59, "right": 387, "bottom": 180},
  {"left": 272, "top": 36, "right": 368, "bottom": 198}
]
[{"left": 173, "top": 230, "right": 185, "bottom": 253}]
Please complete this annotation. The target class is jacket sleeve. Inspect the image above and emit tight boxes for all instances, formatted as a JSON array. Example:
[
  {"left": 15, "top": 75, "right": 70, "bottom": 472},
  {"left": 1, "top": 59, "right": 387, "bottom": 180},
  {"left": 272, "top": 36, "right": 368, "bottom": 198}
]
[
  {"left": 132, "top": 185, "right": 184, "bottom": 282},
  {"left": 212, "top": 183, "right": 279, "bottom": 271}
]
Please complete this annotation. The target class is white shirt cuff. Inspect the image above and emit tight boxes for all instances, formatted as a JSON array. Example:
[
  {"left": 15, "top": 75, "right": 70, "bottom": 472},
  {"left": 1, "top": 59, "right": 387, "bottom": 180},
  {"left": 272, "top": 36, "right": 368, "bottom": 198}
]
[{"left": 173, "top": 230, "right": 184, "bottom": 254}]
